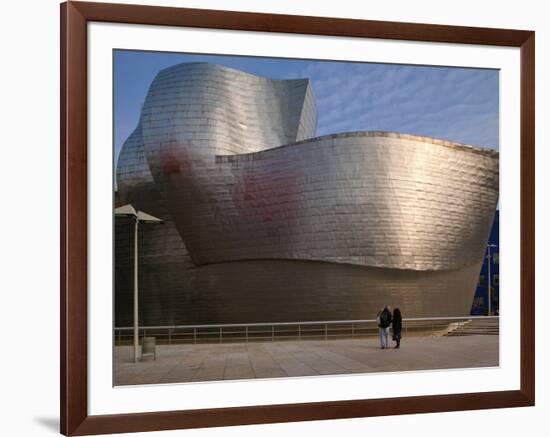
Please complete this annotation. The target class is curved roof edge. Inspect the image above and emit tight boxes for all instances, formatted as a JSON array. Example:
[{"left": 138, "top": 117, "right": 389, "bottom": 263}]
[
  {"left": 215, "top": 130, "right": 499, "bottom": 164},
  {"left": 155, "top": 61, "right": 311, "bottom": 85}
]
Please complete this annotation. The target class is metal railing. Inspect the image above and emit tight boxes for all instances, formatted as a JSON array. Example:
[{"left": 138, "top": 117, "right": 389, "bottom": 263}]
[{"left": 114, "top": 316, "right": 499, "bottom": 346}]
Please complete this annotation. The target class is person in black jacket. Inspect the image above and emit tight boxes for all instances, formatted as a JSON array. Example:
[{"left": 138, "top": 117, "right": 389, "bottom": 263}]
[
  {"left": 392, "top": 308, "right": 402, "bottom": 349},
  {"left": 377, "top": 305, "right": 393, "bottom": 349}
]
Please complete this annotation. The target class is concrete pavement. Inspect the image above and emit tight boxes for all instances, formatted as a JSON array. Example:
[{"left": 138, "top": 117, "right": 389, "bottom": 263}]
[{"left": 114, "top": 335, "right": 499, "bottom": 386}]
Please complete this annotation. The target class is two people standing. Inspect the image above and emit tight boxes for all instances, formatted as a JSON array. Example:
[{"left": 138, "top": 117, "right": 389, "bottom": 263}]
[{"left": 377, "top": 306, "right": 402, "bottom": 349}]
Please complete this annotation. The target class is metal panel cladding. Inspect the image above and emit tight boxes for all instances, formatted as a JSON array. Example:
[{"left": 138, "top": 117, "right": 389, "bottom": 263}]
[{"left": 115, "top": 62, "right": 499, "bottom": 325}]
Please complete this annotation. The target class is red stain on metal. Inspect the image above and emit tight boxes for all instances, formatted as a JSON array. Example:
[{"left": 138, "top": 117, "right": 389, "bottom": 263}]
[
  {"left": 241, "top": 170, "right": 301, "bottom": 224},
  {"left": 161, "top": 152, "right": 181, "bottom": 174},
  {"left": 242, "top": 175, "right": 257, "bottom": 202},
  {"left": 160, "top": 142, "right": 192, "bottom": 175}
]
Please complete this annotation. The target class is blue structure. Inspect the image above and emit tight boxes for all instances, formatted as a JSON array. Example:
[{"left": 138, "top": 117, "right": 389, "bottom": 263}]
[{"left": 471, "top": 210, "right": 499, "bottom": 315}]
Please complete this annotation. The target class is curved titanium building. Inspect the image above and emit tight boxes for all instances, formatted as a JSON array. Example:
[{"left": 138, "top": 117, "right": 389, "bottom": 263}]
[{"left": 115, "top": 62, "right": 499, "bottom": 326}]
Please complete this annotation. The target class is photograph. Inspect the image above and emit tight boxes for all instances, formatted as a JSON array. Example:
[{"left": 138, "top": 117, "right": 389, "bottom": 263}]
[
  {"left": 113, "top": 50, "right": 500, "bottom": 386},
  {"left": 2, "top": 0, "right": 543, "bottom": 436}
]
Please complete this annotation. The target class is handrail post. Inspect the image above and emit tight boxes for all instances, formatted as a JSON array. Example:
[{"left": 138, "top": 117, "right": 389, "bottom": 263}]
[
  {"left": 325, "top": 324, "right": 328, "bottom": 340},
  {"left": 298, "top": 324, "right": 301, "bottom": 340},
  {"left": 193, "top": 327, "right": 196, "bottom": 345},
  {"left": 220, "top": 327, "right": 222, "bottom": 343},
  {"left": 168, "top": 328, "right": 171, "bottom": 345},
  {"left": 272, "top": 325, "right": 274, "bottom": 341},
  {"left": 246, "top": 326, "right": 248, "bottom": 343},
  {"left": 352, "top": 323, "right": 354, "bottom": 338}
]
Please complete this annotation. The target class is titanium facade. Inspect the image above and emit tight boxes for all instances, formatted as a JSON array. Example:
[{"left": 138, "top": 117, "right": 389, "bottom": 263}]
[{"left": 115, "top": 62, "right": 499, "bottom": 326}]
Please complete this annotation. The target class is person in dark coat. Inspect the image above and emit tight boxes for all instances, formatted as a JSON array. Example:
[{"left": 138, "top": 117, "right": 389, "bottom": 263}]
[
  {"left": 377, "top": 305, "right": 393, "bottom": 349},
  {"left": 392, "top": 308, "right": 402, "bottom": 348}
]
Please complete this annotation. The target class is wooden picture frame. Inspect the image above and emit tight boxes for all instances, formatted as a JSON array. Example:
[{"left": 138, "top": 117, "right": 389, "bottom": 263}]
[{"left": 60, "top": 1, "right": 535, "bottom": 435}]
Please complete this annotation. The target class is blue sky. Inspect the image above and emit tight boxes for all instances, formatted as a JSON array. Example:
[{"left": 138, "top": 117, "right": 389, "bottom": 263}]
[{"left": 114, "top": 50, "right": 499, "bottom": 163}]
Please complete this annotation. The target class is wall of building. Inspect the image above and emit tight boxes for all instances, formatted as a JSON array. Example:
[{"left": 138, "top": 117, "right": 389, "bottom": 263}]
[{"left": 115, "top": 62, "right": 499, "bottom": 327}]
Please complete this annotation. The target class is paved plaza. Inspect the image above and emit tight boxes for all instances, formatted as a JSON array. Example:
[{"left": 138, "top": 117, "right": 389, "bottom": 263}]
[{"left": 114, "top": 335, "right": 499, "bottom": 386}]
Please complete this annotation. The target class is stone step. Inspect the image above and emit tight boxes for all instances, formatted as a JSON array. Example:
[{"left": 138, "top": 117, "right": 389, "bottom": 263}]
[{"left": 443, "top": 318, "right": 499, "bottom": 337}]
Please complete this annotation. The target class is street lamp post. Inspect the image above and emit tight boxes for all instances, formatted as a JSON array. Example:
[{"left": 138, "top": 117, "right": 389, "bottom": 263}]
[
  {"left": 115, "top": 204, "right": 163, "bottom": 363},
  {"left": 133, "top": 215, "right": 139, "bottom": 363},
  {"left": 486, "top": 243, "right": 497, "bottom": 316}
]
